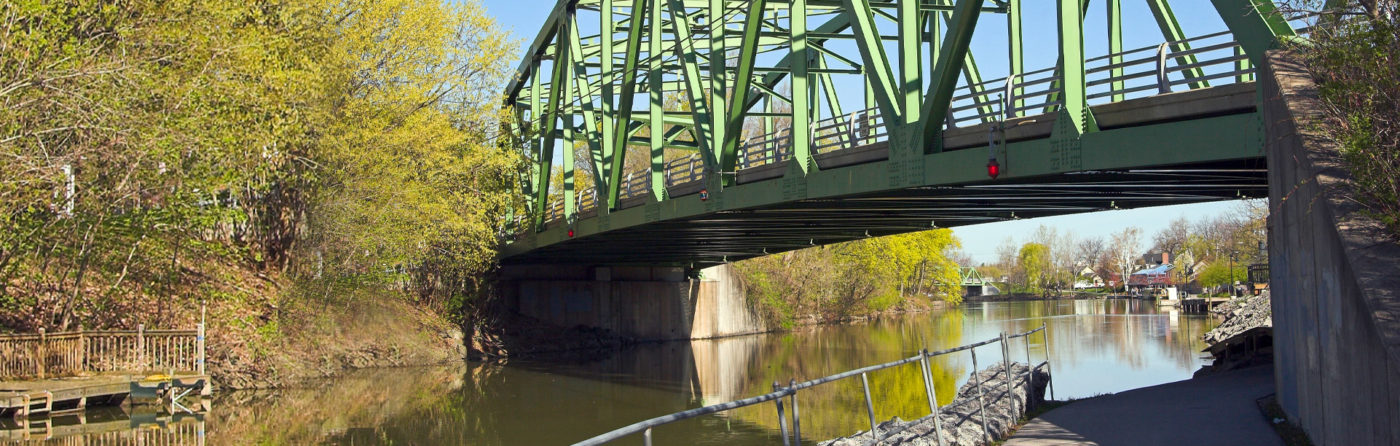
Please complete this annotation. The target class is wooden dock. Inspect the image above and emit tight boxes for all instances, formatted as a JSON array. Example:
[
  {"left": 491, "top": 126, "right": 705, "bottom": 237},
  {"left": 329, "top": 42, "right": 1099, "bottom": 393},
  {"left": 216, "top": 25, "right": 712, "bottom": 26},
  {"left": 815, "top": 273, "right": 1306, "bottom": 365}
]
[
  {"left": 0, "top": 407, "right": 205, "bottom": 443},
  {"left": 1180, "top": 297, "right": 1231, "bottom": 313},
  {"left": 0, "top": 373, "right": 209, "bottom": 419}
]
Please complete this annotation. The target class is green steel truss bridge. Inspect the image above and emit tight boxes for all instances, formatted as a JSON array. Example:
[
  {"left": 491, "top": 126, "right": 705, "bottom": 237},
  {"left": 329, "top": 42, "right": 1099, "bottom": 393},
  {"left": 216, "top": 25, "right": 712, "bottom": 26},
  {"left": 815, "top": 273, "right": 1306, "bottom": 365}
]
[{"left": 500, "top": 0, "right": 1298, "bottom": 266}]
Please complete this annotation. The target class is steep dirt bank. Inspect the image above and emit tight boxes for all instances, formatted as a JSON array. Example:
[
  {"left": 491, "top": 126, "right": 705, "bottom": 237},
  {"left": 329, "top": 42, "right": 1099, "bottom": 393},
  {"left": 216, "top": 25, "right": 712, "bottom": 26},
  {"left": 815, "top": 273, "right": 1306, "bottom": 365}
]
[{"left": 207, "top": 282, "right": 466, "bottom": 390}]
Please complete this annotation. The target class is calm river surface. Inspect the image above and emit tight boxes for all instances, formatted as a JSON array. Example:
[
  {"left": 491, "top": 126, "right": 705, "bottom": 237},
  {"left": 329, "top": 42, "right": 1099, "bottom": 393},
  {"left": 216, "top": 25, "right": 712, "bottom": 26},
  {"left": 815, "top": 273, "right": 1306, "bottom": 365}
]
[{"left": 21, "top": 299, "right": 1217, "bottom": 445}]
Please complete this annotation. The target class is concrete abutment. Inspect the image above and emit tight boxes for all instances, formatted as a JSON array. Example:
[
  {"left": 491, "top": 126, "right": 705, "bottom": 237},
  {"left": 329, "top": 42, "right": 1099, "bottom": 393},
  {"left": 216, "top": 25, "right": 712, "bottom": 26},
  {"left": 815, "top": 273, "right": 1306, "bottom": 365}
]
[
  {"left": 499, "top": 264, "right": 766, "bottom": 341},
  {"left": 1263, "top": 50, "right": 1400, "bottom": 446}
]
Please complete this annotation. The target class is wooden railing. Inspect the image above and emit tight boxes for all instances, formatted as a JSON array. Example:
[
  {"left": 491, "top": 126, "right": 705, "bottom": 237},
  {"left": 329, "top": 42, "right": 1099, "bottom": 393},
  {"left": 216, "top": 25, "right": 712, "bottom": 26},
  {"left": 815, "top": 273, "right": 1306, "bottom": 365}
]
[
  {"left": 0, "top": 322, "right": 206, "bottom": 380},
  {"left": 1, "top": 416, "right": 205, "bottom": 444}
]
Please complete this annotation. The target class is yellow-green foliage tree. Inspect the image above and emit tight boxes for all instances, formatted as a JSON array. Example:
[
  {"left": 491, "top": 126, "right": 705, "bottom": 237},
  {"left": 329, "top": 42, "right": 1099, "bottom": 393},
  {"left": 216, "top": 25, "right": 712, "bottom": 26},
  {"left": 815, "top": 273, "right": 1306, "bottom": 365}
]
[
  {"left": 1197, "top": 262, "right": 1245, "bottom": 292},
  {"left": 735, "top": 229, "right": 964, "bottom": 328},
  {"left": 1017, "top": 243, "right": 1050, "bottom": 295},
  {"left": 0, "top": 0, "right": 518, "bottom": 331}
]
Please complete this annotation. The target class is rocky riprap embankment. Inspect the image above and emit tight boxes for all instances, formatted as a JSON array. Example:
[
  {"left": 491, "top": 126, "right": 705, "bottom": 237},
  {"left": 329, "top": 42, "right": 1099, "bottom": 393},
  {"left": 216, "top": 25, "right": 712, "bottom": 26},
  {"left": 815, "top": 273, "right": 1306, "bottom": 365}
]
[
  {"left": 1204, "top": 291, "right": 1272, "bottom": 345},
  {"left": 1195, "top": 291, "right": 1273, "bottom": 377},
  {"left": 820, "top": 363, "right": 1049, "bottom": 446}
]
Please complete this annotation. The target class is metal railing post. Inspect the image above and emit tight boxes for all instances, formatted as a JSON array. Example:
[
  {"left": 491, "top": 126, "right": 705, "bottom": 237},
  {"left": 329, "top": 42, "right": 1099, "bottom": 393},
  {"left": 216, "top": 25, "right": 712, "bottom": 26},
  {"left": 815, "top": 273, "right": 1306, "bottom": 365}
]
[
  {"left": 789, "top": 379, "right": 802, "bottom": 445},
  {"left": 861, "top": 372, "right": 879, "bottom": 441},
  {"left": 1043, "top": 322, "right": 1054, "bottom": 400},
  {"left": 971, "top": 348, "right": 991, "bottom": 443},
  {"left": 1024, "top": 333, "right": 1034, "bottom": 410},
  {"left": 1156, "top": 43, "right": 1171, "bottom": 94},
  {"left": 643, "top": 427, "right": 652, "bottom": 446},
  {"left": 1003, "top": 76, "right": 1018, "bottom": 118},
  {"left": 1002, "top": 333, "right": 1015, "bottom": 415},
  {"left": 919, "top": 348, "right": 936, "bottom": 413},
  {"left": 772, "top": 382, "right": 792, "bottom": 446},
  {"left": 920, "top": 349, "right": 947, "bottom": 446},
  {"left": 846, "top": 111, "right": 858, "bottom": 147}
]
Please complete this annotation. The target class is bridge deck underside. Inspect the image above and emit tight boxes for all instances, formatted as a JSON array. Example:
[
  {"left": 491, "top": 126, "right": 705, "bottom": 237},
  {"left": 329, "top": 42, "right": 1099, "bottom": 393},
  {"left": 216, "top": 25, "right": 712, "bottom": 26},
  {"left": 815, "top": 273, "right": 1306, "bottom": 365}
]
[
  {"left": 503, "top": 84, "right": 1269, "bottom": 266},
  {"left": 507, "top": 163, "right": 1266, "bottom": 265}
]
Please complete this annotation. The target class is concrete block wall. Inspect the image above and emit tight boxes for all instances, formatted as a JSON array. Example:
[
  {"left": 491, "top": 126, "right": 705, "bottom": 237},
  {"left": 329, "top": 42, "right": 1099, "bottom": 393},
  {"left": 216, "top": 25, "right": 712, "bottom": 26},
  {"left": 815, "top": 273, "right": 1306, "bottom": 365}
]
[
  {"left": 1263, "top": 50, "right": 1400, "bottom": 445},
  {"left": 502, "top": 264, "right": 766, "bottom": 341}
]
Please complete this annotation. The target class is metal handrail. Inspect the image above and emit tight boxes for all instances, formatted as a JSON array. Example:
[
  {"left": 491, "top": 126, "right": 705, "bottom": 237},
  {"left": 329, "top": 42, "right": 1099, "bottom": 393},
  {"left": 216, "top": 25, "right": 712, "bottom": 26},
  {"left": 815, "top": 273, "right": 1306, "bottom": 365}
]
[{"left": 573, "top": 323, "right": 1052, "bottom": 446}]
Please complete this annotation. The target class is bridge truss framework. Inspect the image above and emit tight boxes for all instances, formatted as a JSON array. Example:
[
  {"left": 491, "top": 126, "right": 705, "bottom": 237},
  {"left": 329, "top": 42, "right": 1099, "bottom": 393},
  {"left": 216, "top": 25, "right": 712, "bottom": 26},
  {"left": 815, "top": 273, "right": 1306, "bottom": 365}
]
[{"left": 500, "top": 0, "right": 1298, "bottom": 266}]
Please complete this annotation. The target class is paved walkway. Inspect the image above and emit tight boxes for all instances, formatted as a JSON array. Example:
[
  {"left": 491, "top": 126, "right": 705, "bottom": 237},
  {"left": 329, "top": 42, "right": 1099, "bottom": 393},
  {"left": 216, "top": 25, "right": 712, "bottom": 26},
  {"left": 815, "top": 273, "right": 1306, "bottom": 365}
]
[{"left": 1004, "top": 366, "right": 1281, "bottom": 446}]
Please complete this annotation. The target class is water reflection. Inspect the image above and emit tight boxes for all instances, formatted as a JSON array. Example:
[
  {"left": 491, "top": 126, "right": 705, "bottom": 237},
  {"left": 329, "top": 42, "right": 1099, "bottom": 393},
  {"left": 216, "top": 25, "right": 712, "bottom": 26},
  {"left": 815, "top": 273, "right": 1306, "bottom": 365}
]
[
  {"left": 0, "top": 407, "right": 205, "bottom": 445},
  {"left": 2, "top": 300, "right": 1213, "bottom": 445}
]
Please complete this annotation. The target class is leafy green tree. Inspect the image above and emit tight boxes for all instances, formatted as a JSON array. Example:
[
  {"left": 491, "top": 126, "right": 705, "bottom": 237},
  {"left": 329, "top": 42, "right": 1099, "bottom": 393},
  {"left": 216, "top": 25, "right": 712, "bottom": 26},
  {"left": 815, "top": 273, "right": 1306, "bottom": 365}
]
[
  {"left": 1198, "top": 262, "right": 1245, "bottom": 291},
  {"left": 734, "top": 229, "right": 963, "bottom": 327},
  {"left": 1017, "top": 243, "right": 1050, "bottom": 295},
  {"left": 0, "top": 0, "right": 519, "bottom": 332}
]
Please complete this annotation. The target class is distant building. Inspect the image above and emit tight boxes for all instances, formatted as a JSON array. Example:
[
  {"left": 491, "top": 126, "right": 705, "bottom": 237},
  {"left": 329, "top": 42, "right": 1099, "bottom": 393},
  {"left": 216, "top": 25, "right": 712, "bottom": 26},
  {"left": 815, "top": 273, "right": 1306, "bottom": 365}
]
[
  {"left": 1140, "top": 252, "right": 1170, "bottom": 267},
  {"left": 1128, "top": 263, "right": 1176, "bottom": 288},
  {"left": 1073, "top": 266, "right": 1105, "bottom": 289}
]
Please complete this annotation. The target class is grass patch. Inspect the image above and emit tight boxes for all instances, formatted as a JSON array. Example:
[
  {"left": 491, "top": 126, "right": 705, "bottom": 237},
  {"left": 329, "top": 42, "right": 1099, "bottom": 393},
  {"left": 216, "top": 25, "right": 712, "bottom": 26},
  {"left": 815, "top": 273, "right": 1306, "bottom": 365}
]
[{"left": 1257, "top": 394, "right": 1314, "bottom": 446}]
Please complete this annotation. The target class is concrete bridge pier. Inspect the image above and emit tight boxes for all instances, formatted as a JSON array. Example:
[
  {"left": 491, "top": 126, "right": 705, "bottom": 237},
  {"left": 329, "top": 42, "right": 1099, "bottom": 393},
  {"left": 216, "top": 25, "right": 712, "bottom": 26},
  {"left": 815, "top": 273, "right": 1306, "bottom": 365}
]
[{"left": 498, "top": 264, "right": 766, "bottom": 341}]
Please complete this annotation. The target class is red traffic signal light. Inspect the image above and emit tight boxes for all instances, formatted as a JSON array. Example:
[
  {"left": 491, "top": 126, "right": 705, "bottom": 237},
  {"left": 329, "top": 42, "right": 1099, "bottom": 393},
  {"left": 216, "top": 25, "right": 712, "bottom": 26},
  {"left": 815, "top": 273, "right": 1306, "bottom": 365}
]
[
  {"left": 567, "top": 228, "right": 575, "bottom": 238},
  {"left": 987, "top": 159, "right": 1001, "bottom": 179}
]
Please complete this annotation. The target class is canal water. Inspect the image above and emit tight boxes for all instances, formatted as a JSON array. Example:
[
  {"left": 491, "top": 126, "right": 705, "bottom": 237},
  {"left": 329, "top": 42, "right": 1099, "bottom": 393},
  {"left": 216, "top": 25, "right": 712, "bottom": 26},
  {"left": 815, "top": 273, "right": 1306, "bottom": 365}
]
[{"left": 11, "top": 300, "right": 1216, "bottom": 445}]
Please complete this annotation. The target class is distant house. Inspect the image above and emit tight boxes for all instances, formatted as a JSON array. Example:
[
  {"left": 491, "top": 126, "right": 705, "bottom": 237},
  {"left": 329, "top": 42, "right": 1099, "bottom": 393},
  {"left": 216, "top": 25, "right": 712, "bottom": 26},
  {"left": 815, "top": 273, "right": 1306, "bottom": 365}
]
[
  {"left": 1140, "top": 252, "right": 1170, "bottom": 267},
  {"left": 1073, "top": 266, "right": 1105, "bottom": 289},
  {"left": 1128, "top": 263, "right": 1176, "bottom": 288}
]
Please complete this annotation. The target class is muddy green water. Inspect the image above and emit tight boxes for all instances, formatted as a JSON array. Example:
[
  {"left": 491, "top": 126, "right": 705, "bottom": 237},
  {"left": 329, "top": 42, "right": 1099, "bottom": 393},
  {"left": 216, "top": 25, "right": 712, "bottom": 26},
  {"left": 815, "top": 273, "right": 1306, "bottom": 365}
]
[{"left": 11, "top": 300, "right": 1216, "bottom": 445}]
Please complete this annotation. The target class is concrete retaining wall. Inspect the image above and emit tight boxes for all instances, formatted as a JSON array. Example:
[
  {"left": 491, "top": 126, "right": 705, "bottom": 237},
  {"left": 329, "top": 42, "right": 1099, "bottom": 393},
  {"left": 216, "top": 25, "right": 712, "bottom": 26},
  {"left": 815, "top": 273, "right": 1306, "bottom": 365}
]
[
  {"left": 1263, "top": 50, "right": 1400, "bottom": 446},
  {"left": 502, "top": 264, "right": 766, "bottom": 341}
]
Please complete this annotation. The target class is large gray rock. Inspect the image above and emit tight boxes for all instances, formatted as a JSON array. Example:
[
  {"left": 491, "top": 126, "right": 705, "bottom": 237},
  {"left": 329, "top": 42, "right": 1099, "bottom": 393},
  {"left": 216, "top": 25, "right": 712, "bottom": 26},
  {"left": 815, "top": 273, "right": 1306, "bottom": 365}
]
[
  {"left": 1203, "top": 291, "right": 1272, "bottom": 345},
  {"left": 820, "top": 363, "right": 1050, "bottom": 446}
]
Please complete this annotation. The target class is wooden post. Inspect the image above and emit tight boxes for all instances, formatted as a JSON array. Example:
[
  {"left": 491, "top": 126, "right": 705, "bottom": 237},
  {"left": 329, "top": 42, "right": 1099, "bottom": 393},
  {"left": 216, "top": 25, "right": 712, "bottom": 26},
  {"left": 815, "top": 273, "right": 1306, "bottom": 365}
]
[
  {"left": 77, "top": 327, "right": 86, "bottom": 373},
  {"left": 137, "top": 324, "right": 145, "bottom": 372},
  {"left": 198, "top": 303, "right": 206, "bottom": 376},
  {"left": 37, "top": 328, "right": 46, "bottom": 379}
]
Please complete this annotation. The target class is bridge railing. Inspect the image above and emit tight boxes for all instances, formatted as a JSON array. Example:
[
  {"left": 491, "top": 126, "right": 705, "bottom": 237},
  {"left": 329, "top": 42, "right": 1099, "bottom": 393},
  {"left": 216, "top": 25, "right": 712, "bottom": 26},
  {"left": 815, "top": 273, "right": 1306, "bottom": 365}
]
[
  {"left": 945, "top": 30, "right": 1254, "bottom": 127},
  {"left": 573, "top": 324, "right": 1052, "bottom": 446},
  {"left": 538, "top": 30, "right": 1257, "bottom": 223},
  {"left": 665, "top": 153, "right": 705, "bottom": 187}
]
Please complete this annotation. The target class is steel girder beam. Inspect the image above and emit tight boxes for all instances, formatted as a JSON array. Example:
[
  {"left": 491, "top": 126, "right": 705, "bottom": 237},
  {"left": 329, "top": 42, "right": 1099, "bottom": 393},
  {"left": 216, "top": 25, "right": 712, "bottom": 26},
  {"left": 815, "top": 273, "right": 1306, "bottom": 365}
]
[
  {"left": 1211, "top": 0, "right": 1296, "bottom": 67},
  {"left": 567, "top": 14, "right": 607, "bottom": 199},
  {"left": 790, "top": 0, "right": 813, "bottom": 174},
  {"left": 919, "top": 0, "right": 983, "bottom": 147},
  {"left": 1007, "top": 0, "right": 1023, "bottom": 114},
  {"left": 600, "top": 0, "right": 616, "bottom": 189},
  {"left": 1055, "top": 0, "right": 1097, "bottom": 137},
  {"left": 1146, "top": 0, "right": 1209, "bottom": 90},
  {"left": 719, "top": 0, "right": 768, "bottom": 184},
  {"left": 1108, "top": 0, "right": 1123, "bottom": 102},
  {"left": 533, "top": 18, "right": 572, "bottom": 229},
  {"left": 606, "top": 0, "right": 649, "bottom": 209},
  {"left": 648, "top": 0, "right": 666, "bottom": 200},
  {"left": 842, "top": 0, "right": 903, "bottom": 125}
]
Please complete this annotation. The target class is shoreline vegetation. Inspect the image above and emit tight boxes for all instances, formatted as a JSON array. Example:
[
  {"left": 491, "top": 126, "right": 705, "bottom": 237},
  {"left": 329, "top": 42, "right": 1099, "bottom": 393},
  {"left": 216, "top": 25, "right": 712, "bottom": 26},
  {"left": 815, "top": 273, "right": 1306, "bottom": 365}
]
[
  {"left": 733, "top": 229, "right": 967, "bottom": 330},
  {"left": 2, "top": 0, "right": 518, "bottom": 389}
]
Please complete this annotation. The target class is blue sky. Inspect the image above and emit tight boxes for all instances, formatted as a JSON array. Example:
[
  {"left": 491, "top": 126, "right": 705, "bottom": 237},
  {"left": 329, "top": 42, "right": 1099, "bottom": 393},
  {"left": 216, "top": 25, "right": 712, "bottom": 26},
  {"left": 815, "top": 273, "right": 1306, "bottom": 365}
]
[{"left": 479, "top": 0, "right": 1254, "bottom": 263}]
